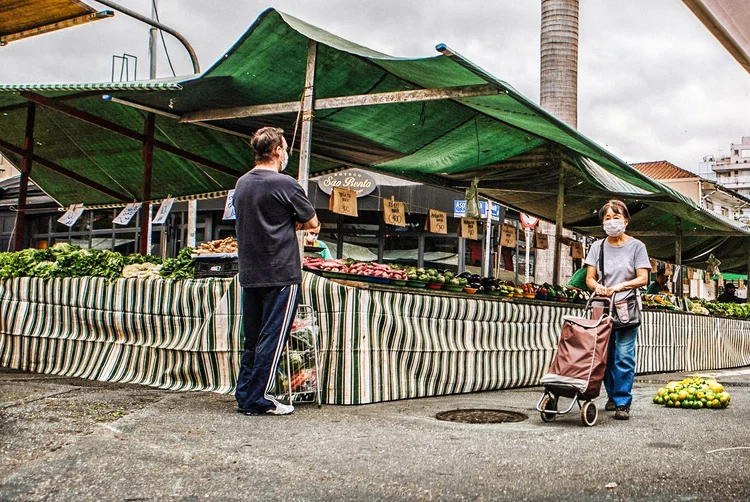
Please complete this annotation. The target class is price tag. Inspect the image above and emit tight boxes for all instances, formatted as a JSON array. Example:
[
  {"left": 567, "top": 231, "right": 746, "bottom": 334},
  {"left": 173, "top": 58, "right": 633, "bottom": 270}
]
[
  {"left": 500, "top": 223, "right": 516, "bottom": 248},
  {"left": 570, "top": 241, "right": 584, "bottom": 259},
  {"left": 457, "top": 218, "right": 478, "bottom": 240},
  {"left": 57, "top": 204, "right": 85, "bottom": 227},
  {"left": 113, "top": 202, "right": 142, "bottom": 226},
  {"left": 425, "top": 209, "right": 448, "bottom": 234},
  {"left": 664, "top": 263, "right": 674, "bottom": 277},
  {"left": 383, "top": 198, "right": 406, "bottom": 227},
  {"left": 223, "top": 190, "right": 236, "bottom": 220},
  {"left": 535, "top": 231, "right": 549, "bottom": 250},
  {"left": 329, "top": 187, "right": 358, "bottom": 217},
  {"left": 152, "top": 197, "right": 174, "bottom": 225}
]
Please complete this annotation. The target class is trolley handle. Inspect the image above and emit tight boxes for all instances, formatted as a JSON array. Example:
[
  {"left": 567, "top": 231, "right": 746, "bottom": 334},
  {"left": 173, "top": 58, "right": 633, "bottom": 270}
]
[{"left": 584, "top": 295, "right": 614, "bottom": 317}]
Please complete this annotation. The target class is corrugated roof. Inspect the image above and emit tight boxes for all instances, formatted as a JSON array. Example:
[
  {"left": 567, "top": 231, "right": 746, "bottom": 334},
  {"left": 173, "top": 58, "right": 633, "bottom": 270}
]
[
  {"left": 630, "top": 161, "right": 699, "bottom": 180},
  {"left": 0, "top": 0, "right": 111, "bottom": 45}
]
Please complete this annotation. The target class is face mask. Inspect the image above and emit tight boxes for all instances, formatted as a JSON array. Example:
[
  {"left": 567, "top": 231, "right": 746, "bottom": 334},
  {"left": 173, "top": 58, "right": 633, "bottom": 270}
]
[
  {"left": 603, "top": 219, "right": 626, "bottom": 237},
  {"left": 279, "top": 148, "right": 289, "bottom": 171},
  {"left": 305, "top": 233, "right": 316, "bottom": 243}
]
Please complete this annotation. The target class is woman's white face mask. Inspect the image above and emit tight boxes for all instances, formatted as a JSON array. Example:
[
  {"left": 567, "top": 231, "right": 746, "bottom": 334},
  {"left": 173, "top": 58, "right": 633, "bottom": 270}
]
[{"left": 603, "top": 219, "right": 627, "bottom": 237}]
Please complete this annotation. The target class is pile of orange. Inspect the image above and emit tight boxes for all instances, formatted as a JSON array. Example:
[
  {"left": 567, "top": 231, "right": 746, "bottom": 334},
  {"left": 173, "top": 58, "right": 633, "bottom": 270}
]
[{"left": 653, "top": 375, "right": 731, "bottom": 409}]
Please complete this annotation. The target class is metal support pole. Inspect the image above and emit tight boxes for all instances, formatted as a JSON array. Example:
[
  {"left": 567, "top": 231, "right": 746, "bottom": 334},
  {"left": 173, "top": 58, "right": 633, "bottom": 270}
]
[
  {"left": 552, "top": 164, "right": 565, "bottom": 285},
  {"left": 297, "top": 40, "right": 317, "bottom": 194},
  {"left": 187, "top": 200, "right": 197, "bottom": 247},
  {"left": 514, "top": 224, "right": 520, "bottom": 284},
  {"left": 13, "top": 103, "right": 36, "bottom": 251},
  {"left": 458, "top": 237, "right": 466, "bottom": 274},
  {"left": 94, "top": 0, "right": 200, "bottom": 74},
  {"left": 483, "top": 202, "right": 493, "bottom": 277},
  {"left": 377, "top": 219, "right": 385, "bottom": 263},
  {"left": 675, "top": 217, "right": 683, "bottom": 298},
  {"left": 418, "top": 232, "right": 425, "bottom": 268},
  {"left": 525, "top": 227, "right": 532, "bottom": 284},
  {"left": 139, "top": 112, "right": 155, "bottom": 255},
  {"left": 149, "top": 0, "right": 158, "bottom": 79},
  {"left": 336, "top": 217, "right": 344, "bottom": 259}
]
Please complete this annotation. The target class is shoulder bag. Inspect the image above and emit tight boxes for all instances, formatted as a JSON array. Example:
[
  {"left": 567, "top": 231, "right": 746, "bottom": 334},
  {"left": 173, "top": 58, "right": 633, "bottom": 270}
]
[{"left": 599, "top": 240, "right": 641, "bottom": 329}]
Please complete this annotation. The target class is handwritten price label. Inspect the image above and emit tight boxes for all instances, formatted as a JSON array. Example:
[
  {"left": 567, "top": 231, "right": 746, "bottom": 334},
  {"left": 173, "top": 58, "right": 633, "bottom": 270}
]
[
  {"left": 329, "top": 187, "right": 358, "bottom": 217},
  {"left": 426, "top": 209, "right": 448, "bottom": 234},
  {"left": 383, "top": 199, "right": 406, "bottom": 227},
  {"left": 458, "top": 218, "right": 478, "bottom": 240}
]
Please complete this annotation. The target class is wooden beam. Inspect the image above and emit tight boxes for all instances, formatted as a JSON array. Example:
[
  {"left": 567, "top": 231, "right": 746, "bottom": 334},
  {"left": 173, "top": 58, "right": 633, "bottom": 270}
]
[
  {"left": 13, "top": 103, "right": 35, "bottom": 251},
  {"left": 19, "top": 91, "right": 240, "bottom": 178},
  {"left": 0, "top": 138, "right": 131, "bottom": 202},
  {"left": 630, "top": 230, "right": 747, "bottom": 237},
  {"left": 105, "top": 96, "right": 253, "bottom": 140},
  {"left": 179, "top": 83, "right": 503, "bottom": 123},
  {"left": 140, "top": 113, "right": 155, "bottom": 255},
  {"left": 152, "top": 140, "right": 239, "bottom": 178},
  {"left": 20, "top": 91, "right": 144, "bottom": 142},
  {"left": 297, "top": 40, "right": 317, "bottom": 194}
]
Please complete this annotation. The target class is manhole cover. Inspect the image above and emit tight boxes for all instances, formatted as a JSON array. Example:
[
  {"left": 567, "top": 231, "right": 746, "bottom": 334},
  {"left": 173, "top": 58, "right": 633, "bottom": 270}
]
[{"left": 435, "top": 409, "right": 528, "bottom": 424}]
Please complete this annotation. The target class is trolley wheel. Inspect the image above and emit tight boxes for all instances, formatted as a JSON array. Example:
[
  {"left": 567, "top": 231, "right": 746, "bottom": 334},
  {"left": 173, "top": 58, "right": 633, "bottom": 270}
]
[
  {"left": 540, "top": 395, "right": 558, "bottom": 422},
  {"left": 580, "top": 400, "right": 598, "bottom": 427}
]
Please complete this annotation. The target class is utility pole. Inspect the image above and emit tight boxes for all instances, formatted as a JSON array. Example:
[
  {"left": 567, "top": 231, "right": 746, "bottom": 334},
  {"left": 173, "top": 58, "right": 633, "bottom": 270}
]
[{"left": 149, "top": 0, "right": 158, "bottom": 79}]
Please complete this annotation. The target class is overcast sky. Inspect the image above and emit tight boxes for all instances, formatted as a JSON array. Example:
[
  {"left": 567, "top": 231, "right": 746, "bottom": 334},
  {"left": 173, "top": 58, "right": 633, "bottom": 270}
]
[{"left": 2, "top": 0, "right": 748, "bottom": 173}]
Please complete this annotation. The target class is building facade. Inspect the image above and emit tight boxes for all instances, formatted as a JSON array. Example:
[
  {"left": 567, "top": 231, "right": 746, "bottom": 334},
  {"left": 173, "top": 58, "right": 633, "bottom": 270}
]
[{"left": 697, "top": 137, "right": 750, "bottom": 216}]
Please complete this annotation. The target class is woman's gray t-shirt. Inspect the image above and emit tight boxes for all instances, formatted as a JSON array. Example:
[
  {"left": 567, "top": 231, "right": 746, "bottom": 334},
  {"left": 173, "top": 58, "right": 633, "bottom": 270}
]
[{"left": 584, "top": 238, "right": 651, "bottom": 302}]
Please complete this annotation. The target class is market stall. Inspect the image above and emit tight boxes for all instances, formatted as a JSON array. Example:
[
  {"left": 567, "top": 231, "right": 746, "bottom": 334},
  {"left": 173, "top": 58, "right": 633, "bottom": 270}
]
[
  {"left": 3, "top": 8, "right": 750, "bottom": 406},
  {"left": 3, "top": 268, "right": 750, "bottom": 405}
]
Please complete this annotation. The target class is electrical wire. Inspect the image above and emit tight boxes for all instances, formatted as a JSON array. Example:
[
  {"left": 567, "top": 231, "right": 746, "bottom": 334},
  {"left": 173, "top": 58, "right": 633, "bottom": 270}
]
[{"left": 152, "top": 0, "right": 176, "bottom": 77}]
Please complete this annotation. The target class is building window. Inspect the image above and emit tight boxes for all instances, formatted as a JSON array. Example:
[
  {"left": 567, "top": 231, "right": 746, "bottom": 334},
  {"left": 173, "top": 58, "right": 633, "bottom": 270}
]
[
  {"left": 722, "top": 207, "right": 729, "bottom": 217},
  {"left": 705, "top": 200, "right": 714, "bottom": 211}
]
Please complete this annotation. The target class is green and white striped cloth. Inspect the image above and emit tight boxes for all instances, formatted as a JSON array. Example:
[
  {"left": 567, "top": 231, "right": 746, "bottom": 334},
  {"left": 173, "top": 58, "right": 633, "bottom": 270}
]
[{"left": 2, "top": 274, "right": 750, "bottom": 404}]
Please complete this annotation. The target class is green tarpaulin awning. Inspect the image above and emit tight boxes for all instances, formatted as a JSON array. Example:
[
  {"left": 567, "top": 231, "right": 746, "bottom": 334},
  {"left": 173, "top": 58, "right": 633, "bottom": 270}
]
[{"left": 1, "top": 8, "right": 748, "bottom": 269}]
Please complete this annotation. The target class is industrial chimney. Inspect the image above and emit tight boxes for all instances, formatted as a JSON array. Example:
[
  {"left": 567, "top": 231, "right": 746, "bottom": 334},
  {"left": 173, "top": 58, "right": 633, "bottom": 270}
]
[{"left": 540, "top": 0, "right": 579, "bottom": 129}]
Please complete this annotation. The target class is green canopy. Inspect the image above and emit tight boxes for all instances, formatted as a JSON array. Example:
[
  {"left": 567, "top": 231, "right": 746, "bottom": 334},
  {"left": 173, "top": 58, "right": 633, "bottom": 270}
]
[{"left": 1, "top": 8, "right": 748, "bottom": 270}]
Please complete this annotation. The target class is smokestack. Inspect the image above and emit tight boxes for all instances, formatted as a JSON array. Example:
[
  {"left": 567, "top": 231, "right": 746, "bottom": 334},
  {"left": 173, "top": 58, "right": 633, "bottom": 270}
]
[{"left": 540, "top": 0, "right": 580, "bottom": 129}]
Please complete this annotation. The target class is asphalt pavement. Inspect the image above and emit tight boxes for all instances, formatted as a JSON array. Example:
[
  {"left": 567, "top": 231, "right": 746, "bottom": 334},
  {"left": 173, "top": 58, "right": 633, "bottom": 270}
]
[{"left": 2, "top": 366, "right": 750, "bottom": 501}]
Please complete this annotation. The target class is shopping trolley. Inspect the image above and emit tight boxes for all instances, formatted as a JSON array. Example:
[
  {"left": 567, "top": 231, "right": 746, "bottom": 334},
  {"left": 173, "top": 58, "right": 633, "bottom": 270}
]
[
  {"left": 536, "top": 296, "right": 613, "bottom": 426},
  {"left": 274, "top": 304, "right": 322, "bottom": 408}
]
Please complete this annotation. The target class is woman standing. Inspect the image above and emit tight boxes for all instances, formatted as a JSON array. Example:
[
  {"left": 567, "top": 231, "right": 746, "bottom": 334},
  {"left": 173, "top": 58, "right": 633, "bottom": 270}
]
[{"left": 584, "top": 200, "right": 650, "bottom": 420}]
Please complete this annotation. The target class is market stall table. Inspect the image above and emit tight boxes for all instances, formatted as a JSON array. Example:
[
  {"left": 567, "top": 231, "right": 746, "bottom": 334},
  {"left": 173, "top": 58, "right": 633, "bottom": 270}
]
[{"left": 2, "top": 272, "right": 750, "bottom": 404}]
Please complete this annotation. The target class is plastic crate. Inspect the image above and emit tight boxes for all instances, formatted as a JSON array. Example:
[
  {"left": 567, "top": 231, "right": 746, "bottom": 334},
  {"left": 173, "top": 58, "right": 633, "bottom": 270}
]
[{"left": 193, "top": 256, "right": 239, "bottom": 278}]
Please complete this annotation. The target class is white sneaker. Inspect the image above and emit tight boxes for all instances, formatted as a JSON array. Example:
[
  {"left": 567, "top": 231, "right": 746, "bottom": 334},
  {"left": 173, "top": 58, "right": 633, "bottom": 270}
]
[{"left": 265, "top": 402, "right": 294, "bottom": 415}]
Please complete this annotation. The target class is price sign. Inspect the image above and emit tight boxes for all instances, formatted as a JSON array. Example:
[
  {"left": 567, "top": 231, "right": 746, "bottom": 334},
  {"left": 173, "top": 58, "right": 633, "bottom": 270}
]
[
  {"left": 500, "top": 223, "right": 516, "bottom": 248},
  {"left": 223, "top": 190, "right": 236, "bottom": 220},
  {"left": 383, "top": 198, "right": 406, "bottom": 227},
  {"left": 570, "top": 241, "right": 584, "bottom": 259},
  {"left": 329, "top": 187, "right": 358, "bottom": 217},
  {"left": 458, "top": 218, "right": 479, "bottom": 240},
  {"left": 114, "top": 202, "right": 142, "bottom": 226},
  {"left": 535, "top": 231, "right": 549, "bottom": 250},
  {"left": 152, "top": 197, "right": 174, "bottom": 225},
  {"left": 425, "top": 209, "right": 448, "bottom": 234},
  {"left": 57, "top": 204, "right": 85, "bottom": 227}
]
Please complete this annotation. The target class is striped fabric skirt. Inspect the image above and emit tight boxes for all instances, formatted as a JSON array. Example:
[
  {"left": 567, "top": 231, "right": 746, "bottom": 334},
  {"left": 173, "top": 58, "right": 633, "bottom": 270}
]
[{"left": 2, "top": 273, "right": 749, "bottom": 404}]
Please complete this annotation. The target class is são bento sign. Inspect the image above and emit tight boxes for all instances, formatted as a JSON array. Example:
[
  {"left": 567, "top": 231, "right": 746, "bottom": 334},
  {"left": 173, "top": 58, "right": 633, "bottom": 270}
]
[{"left": 317, "top": 169, "right": 377, "bottom": 198}]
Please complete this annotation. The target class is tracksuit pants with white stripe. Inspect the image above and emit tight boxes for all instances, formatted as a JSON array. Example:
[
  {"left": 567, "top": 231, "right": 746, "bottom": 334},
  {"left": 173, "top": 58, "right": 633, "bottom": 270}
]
[{"left": 235, "top": 284, "right": 300, "bottom": 413}]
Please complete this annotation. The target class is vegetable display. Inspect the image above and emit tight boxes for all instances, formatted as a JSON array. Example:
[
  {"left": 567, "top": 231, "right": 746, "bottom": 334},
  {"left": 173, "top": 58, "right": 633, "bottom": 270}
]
[
  {"left": 0, "top": 243, "right": 195, "bottom": 281},
  {"left": 192, "top": 237, "right": 238, "bottom": 255},
  {"left": 652, "top": 375, "right": 732, "bottom": 410}
]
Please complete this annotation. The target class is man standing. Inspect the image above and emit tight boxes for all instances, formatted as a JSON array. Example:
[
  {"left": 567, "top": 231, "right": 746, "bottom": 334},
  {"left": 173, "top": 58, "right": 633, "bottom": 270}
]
[
  {"left": 234, "top": 127, "right": 319, "bottom": 416},
  {"left": 717, "top": 283, "right": 744, "bottom": 304}
]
